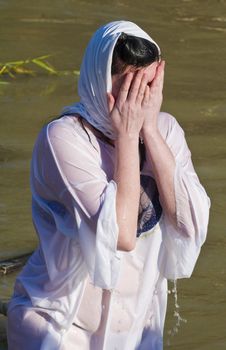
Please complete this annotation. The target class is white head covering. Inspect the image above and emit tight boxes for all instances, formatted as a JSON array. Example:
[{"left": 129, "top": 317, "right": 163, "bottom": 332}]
[{"left": 61, "top": 20, "right": 160, "bottom": 139}]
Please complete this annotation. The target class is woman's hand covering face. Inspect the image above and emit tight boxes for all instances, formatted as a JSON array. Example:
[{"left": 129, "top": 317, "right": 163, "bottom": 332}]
[
  {"left": 141, "top": 60, "right": 165, "bottom": 135},
  {"left": 107, "top": 60, "right": 165, "bottom": 138}
]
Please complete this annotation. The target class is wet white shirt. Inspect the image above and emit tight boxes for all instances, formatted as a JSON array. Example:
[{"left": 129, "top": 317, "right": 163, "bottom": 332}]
[{"left": 8, "top": 113, "right": 210, "bottom": 350}]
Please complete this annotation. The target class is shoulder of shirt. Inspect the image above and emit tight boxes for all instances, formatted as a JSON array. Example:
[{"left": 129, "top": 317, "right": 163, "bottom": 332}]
[
  {"left": 41, "top": 115, "right": 97, "bottom": 150},
  {"left": 46, "top": 116, "right": 80, "bottom": 139},
  {"left": 38, "top": 116, "right": 102, "bottom": 163},
  {"left": 32, "top": 116, "right": 90, "bottom": 156},
  {"left": 158, "top": 111, "right": 184, "bottom": 140}
]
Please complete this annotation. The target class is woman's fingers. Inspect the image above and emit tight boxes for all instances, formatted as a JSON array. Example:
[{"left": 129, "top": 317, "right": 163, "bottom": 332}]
[
  {"left": 117, "top": 72, "right": 133, "bottom": 105},
  {"left": 151, "top": 60, "right": 165, "bottom": 91},
  {"left": 136, "top": 72, "right": 147, "bottom": 103},
  {"left": 127, "top": 70, "right": 143, "bottom": 103},
  {"left": 143, "top": 85, "right": 150, "bottom": 104},
  {"left": 157, "top": 60, "right": 165, "bottom": 89},
  {"left": 107, "top": 93, "right": 115, "bottom": 113}
]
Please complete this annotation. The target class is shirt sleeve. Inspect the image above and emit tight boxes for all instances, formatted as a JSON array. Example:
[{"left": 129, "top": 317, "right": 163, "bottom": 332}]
[
  {"left": 157, "top": 113, "right": 211, "bottom": 280},
  {"left": 44, "top": 120, "right": 121, "bottom": 289}
]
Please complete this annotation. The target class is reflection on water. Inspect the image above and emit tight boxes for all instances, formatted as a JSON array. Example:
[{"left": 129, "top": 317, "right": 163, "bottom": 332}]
[{"left": 1, "top": 0, "right": 226, "bottom": 348}]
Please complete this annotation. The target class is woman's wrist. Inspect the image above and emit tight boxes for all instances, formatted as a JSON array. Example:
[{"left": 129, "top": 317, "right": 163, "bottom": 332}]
[
  {"left": 141, "top": 126, "right": 160, "bottom": 142},
  {"left": 115, "top": 132, "right": 140, "bottom": 145}
]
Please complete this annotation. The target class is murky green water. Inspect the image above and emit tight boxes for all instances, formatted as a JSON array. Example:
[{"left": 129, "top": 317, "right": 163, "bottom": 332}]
[{"left": 0, "top": 0, "right": 226, "bottom": 348}]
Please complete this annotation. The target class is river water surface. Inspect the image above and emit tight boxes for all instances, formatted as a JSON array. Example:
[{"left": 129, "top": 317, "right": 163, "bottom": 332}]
[{"left": 0, "top": 0, "right": 226, "bottom": 349}]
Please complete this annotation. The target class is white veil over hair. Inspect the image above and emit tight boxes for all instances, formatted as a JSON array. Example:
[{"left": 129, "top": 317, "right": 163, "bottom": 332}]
[{"left": 61, "top": 20, "right": 161, "bottom": 140}]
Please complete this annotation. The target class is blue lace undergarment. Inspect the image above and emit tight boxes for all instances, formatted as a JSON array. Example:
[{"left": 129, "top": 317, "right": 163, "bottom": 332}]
[{"left": 137, "top": 175, "right": 162, "bottom": 237}]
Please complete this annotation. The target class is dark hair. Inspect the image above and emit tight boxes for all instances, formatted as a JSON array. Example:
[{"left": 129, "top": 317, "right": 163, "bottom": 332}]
[{"left": 111, "top": 32, "right": 160, "bottom": 75}]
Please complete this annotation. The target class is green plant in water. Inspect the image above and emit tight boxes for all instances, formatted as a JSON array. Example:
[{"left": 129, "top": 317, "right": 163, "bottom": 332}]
[
  {"left": 0, "top": 55, "right": 57, "bottom": 77},
  {"left": 0, "top": 55, "right": 80, "bottom": 85}
]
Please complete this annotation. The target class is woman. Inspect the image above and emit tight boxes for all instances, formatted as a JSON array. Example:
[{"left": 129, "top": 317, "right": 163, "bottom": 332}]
[{"left": 7, "top": 21, "right": 210, "bottom": 350}]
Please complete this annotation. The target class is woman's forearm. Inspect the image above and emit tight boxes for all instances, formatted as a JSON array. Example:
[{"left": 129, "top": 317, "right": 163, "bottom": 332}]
[
  {"left": 142, "top": 129, "right": 176, "bottom": 223},
  {"left": 114, "top": 135, "right": 140, "bottom": 251}
]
